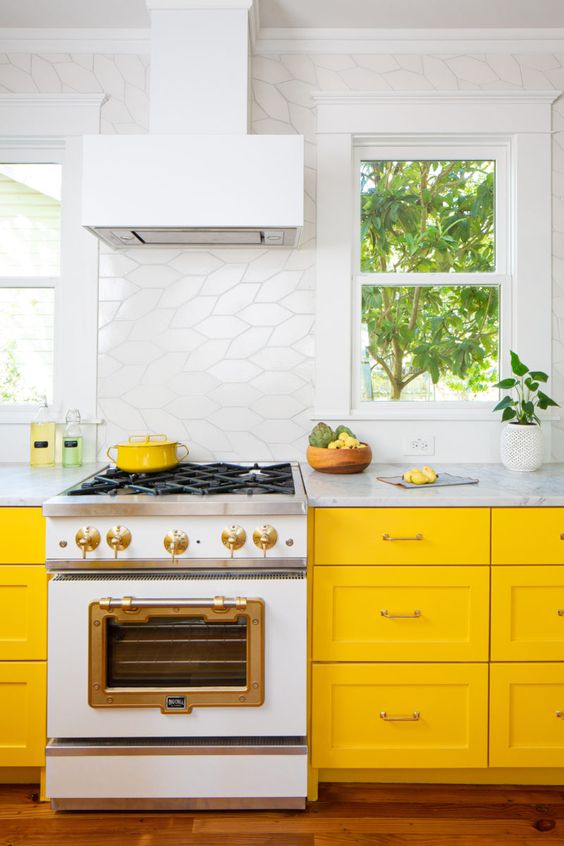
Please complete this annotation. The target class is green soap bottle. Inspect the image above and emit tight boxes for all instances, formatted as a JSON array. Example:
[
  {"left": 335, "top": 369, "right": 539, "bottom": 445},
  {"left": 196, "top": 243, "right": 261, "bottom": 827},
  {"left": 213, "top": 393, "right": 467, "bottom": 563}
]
[
  {"left": 62, "top": 409, "right": 83, "bottom": 467},
  {"left": 30, "top": 398, "right": 55, "bottom": 466}
]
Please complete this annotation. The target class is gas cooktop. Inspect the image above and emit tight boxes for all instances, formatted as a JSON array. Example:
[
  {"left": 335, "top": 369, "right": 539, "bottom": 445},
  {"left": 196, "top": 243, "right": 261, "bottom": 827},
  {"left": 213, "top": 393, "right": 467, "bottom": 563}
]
[
  {"left": 68, "top": 462, "right": 295, "bottom": 497},
  {"left": 43, "top": 461, "right": 307, "bottom": 517}
]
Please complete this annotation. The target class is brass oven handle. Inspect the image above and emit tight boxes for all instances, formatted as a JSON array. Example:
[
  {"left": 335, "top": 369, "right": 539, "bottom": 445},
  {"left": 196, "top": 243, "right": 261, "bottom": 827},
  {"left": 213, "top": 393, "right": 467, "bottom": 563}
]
[
  {"left": 382, "top": 533, "right": 423, "bottom": 542},
  {"left": 380, "top": 711, "right": 421, "bottom": 722},
  {"left": 98, "top": 595, "right": 248, "bottom": 611},
  {"left": 380, "top": 609, "right": 421, "bottom": 619}
]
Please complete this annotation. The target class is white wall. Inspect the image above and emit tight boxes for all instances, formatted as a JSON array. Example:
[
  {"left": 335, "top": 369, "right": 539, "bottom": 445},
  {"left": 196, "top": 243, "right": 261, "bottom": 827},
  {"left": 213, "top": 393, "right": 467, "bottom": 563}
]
[{"left": 1, "top": 49, "right": 564, "bottom": 463}]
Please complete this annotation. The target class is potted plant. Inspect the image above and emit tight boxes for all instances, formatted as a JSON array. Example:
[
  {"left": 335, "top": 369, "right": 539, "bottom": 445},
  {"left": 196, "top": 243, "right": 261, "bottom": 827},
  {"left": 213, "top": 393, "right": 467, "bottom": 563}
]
[{"left": 493, "top": 351, "right": 559, "bottom": 471}]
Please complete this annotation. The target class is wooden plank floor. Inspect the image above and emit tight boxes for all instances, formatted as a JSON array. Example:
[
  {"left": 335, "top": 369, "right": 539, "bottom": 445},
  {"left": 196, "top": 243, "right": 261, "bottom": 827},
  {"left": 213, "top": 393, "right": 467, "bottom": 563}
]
[{"left": 2, "top": 783, "right": 564, "bottom": 845}]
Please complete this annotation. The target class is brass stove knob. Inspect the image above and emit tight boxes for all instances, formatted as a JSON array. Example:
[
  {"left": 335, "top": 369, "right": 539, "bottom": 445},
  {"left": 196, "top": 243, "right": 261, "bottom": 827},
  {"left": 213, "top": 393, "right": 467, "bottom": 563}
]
[
  {"left": 75, "top": 526, "right": 101, "bottom": 559},
  {"left": 164, "top": 530, "right": 189, "bottom": 564},
  {"left": 252, "top": 524, "right": 278, "bottom": 557},
  {"left": 221, "top": 525, "right": 247, "bottom": 558},
  {"left": 106, "top": 526, "right": 132, "bottom": 558}
]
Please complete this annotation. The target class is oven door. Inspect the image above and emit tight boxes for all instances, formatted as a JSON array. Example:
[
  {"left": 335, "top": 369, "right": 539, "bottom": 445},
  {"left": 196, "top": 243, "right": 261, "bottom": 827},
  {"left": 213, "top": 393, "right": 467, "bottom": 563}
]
[
  {"left": 48, "top": 572, "right": 306, "bottom": 738},
  {"left": 89, "top": 595, "right": 264, "bottom": 713}
]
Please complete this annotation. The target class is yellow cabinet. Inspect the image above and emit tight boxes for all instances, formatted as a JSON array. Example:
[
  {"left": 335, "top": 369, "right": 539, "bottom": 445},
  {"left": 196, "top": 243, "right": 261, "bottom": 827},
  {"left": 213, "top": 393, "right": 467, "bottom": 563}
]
[
  {"left": 312, "top": 663, "right": 488, "bottom": 769},
  {"left": 313, "top": 566, "right": 489, "bottom": 662},
  {"left": 0, "top": 566, "right": 47, "bottom": 661},
  {"left": 492, "top": 508, "right": 564, "bottom": 565},
  {"left": 0, "top": 661, "right": 46, "bottom": 766},
  {"left": 491, "top": 566, "right": 564, "bottom": 661},
  {"left": 314, "top": 508, "right": 490, "bottom": 566},
  {"left": 0, "top": 508, "right": 45, "bottom": 565},
  {"left": 490, "top": 663, "right": 564, "bottom": 767}
]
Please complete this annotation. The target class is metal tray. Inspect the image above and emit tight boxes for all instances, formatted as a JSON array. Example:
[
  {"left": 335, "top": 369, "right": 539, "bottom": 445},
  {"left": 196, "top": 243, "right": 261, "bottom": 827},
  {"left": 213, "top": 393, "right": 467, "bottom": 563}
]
[{"left": 377, "top": 472, "right": 479, "bottom": 489}]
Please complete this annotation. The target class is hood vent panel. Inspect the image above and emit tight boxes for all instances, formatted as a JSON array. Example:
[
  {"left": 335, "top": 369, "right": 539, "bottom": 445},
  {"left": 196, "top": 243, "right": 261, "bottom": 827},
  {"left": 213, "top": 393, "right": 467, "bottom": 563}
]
[{"left": 89, "top": 228, "right": 296, "bottom": 249}]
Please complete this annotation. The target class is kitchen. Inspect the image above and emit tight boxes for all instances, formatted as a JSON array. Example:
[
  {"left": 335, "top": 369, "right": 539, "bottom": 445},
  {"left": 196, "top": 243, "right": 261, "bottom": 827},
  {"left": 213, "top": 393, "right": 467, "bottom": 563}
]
[{"left": 2, "top": 0, "right": 564, "bottom": 841}]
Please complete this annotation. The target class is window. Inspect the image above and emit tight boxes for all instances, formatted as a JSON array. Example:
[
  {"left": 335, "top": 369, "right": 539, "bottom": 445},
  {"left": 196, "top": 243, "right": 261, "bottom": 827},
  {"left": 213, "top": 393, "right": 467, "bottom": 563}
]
[
  {"left": 0, "top": 162, "right": 61, "bottom": 405},
  {"left": 356, "top": 152, "right": 503, "bottom": 404},
  {"left": 313, "top": 89, "right": 553, "bottom": 462}
]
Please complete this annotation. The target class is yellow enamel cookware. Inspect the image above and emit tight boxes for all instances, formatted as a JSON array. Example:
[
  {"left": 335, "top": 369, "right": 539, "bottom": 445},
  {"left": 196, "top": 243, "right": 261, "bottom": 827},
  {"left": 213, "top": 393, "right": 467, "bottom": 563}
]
[{"left": 107, "top": 434, "right": 189, "bottom": 473}]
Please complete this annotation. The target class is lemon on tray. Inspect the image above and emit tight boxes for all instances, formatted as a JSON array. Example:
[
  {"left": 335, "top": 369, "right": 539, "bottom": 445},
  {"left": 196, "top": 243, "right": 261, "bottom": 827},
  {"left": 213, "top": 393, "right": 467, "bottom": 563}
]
[{"left": 403, "top": 465, "right": 438, "bottom": 485}]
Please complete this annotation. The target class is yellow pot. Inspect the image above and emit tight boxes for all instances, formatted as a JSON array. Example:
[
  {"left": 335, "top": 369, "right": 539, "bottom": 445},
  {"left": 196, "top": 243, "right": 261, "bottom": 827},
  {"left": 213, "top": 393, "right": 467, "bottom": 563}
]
[{"left": 107, "top": 434, "right": 189, "bottom": 473}]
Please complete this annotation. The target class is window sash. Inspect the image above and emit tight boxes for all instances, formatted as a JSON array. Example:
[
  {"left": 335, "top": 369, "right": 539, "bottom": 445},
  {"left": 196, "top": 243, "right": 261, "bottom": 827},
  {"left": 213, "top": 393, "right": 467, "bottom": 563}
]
[{"left": 351, "top": 142, "right": 510, "bottom": 412}]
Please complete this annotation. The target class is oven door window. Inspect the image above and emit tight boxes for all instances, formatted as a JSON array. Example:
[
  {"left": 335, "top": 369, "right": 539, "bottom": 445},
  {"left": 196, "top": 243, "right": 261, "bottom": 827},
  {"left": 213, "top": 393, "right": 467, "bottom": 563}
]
[{"left": 89, "top": 597, "right": 264, "bottom": 713}]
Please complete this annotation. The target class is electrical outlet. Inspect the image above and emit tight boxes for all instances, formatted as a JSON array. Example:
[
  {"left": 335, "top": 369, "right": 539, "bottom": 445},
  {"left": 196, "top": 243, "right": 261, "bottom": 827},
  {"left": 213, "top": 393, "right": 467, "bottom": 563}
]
[{"left": 404, "top": 436, "right": 435, "bottom": 456}]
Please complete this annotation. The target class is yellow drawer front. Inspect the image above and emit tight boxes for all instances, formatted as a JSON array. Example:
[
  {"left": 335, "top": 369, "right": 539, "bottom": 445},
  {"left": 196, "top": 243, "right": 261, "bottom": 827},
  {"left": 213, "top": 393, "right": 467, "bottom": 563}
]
[
  {"left": 0, "top": 662, "right": 46, "bottom": 766},
  {"left": 0, "top": 508, "right": 45, "bottom": 564},
  {"left": 0, "top": 566, "right": 47, "bottom": 660},
  {"left": 491, "top": 566, "right": 564, "bottom": 661},
  {"left": 313, "top": 566, "right": 489, "bottom": 662},
  {"left": 312, "top": 663, "right": 488, "bottom": 769},
  {"left": 492, "top": 508, "right": 564, "bottom": 565},
  {"left": 490, "top": 663, "right": 564, "bottom": 767},
  {"left": 314, "top": 508, "right": 489, "bottom": 566}
]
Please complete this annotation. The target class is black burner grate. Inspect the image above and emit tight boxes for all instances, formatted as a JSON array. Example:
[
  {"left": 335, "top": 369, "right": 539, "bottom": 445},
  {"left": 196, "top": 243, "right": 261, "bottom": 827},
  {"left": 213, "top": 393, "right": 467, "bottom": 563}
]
[{"left": 68, "top": 462, "right": 295, "bottom": 497}]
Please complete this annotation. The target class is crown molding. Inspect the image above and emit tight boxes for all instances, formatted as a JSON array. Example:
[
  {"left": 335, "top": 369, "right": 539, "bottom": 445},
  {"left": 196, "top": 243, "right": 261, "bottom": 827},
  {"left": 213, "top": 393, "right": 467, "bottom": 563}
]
[
  {"left": 1, "top": 24, "right": 564, "bottom": 56},
  {"left": 0, "top": 93, "right": 107, "bottom": 136},
  {"left": 312, "top": 90, "right": 561, "bottom": 106},
  {"left": 254, "top": 26, "right": 564, "bottom": 54},
  {"left": 0, "top": 27, "right": 150, "bottom": 54}
]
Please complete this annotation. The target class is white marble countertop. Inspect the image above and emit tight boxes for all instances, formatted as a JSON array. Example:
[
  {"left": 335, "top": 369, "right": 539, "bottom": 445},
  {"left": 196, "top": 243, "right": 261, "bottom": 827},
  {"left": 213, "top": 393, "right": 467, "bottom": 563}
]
[
  {"left": 0, "top": 463, "right": 103, "bottom": 506},
  {"left": 301, "top": 462, "right": 564, "bottom": 507}
]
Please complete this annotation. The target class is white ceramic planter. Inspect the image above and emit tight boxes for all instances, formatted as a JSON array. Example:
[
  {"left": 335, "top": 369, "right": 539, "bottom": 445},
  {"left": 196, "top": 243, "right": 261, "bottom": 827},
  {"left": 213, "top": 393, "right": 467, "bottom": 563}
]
[{"left": 500, "top": 423, "right": 543, "bottom": 472}]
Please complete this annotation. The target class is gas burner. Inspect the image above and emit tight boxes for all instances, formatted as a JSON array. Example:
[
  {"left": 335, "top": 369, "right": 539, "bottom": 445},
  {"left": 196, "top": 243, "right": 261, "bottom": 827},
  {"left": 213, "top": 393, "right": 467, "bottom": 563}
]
[{"left": 68, "top": 462, "right": 296, "bottom": 497}]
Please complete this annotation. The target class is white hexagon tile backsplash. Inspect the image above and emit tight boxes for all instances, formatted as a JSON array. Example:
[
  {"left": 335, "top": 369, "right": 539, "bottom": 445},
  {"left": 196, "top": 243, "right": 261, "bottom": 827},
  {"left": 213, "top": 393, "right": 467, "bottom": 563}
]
[{"left": 2, "top": 49, "right": 564, "bottom": 458}]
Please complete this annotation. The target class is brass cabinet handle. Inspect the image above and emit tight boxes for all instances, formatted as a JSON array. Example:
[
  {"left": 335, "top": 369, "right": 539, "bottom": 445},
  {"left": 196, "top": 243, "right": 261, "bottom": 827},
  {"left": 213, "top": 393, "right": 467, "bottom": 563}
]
[
  {"left": 560, "top": 534, "right": 564, "bottom": 540},
  {"left": 558, "top": 610, "right": 564, "bottom": 617},
  {"left": 380, "top": 609, "right": 421, "bottom": 619},
  {"left": 382, "top": 533, "right": 423, "bottom": 542},
  {"left": 380, "top": 710, "right": 421, "bottom": 722},
  {"left": 556, "top": 710, "right": 564, "bottom": 719}
]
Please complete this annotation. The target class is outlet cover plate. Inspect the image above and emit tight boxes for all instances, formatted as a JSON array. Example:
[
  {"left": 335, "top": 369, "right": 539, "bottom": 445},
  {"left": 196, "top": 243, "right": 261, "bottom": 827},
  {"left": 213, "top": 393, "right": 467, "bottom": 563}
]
[{"left": 404, "top": 436, "right": 435, "bottom": 456}]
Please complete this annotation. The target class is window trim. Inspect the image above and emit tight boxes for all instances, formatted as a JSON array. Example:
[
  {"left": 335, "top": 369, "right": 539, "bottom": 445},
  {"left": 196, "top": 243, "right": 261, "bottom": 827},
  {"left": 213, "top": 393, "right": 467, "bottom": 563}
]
[
  {"left": 0, "top": 95, "right": 104, "bottom": 428},
  {"left": 313, "top": 90, "right": 558, "bottom": 424},
  {"left": 352, "top": 141, "right": 508, "bottom": 412}
]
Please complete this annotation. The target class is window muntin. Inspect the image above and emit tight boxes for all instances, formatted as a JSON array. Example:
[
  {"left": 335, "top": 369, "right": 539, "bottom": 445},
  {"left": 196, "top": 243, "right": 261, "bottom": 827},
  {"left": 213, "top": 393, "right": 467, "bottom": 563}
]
[
  {"left": 355, "top": 149, "right": 506, "bottom": 406},
  {"left": 0, "top": 162, "right": 60, "bottom": 406}
]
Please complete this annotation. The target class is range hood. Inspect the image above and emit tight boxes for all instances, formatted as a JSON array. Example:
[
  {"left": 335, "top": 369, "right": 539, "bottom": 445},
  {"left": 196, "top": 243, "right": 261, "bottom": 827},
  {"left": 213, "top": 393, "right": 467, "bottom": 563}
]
[{"left": 81, "top": 0, "right": 304, "bottom": 249}]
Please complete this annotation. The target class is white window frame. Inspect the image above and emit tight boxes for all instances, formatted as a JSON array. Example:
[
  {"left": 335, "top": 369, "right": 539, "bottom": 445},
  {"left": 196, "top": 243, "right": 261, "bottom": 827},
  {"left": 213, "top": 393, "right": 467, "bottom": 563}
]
[
  {"left": 352, "top": 140, "right": 510, "bottom": 412},
  {"left": 0, "top": 94, "right": 104, "bottom": 427},
  {"left": 313, "top": 90, "right": 558, "bottom": 422}
]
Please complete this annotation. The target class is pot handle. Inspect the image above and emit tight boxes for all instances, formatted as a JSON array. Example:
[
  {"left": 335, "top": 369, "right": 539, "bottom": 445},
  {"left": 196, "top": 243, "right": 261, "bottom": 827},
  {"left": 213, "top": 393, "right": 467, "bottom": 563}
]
[
  {"left": 128, "top": 434, "right": 168, "bottom": 444},
  {"left": 107, "top": 445, "right": 118, "bottom": 463},
  {"left": 177, "top": 443, "right": 189, "bottom": 462}
]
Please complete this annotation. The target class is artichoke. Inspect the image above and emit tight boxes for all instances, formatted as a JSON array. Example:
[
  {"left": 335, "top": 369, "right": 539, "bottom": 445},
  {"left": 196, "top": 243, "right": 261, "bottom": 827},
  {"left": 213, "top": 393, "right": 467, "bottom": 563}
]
[
  {"left": 309, "top": 422, "right": 336, "bottom": 448},
  {"left": 335, "top": 425, "right": 356, "bottom": 440}
]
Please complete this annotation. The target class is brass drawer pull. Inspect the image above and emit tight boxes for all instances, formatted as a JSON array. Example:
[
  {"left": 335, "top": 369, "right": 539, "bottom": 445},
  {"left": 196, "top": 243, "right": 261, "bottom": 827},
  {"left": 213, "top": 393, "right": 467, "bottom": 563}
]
[
  {"left": 558, "top": 609, "right": 564, "bottom": 617},
  {"left": 556, "top": 710, "right": 564, "bottom": 719},
  {"left": 560, "top": 534, "right": 564, "bottom": 540},
  {"left": 380, "top": 710, "right": 421, "bottom": 722},
  {"left": 382, "top": 533, "right": 423, "bottom": 542},
  {"left": 380, "top": 609, "right": 421, "bottom": 619}
]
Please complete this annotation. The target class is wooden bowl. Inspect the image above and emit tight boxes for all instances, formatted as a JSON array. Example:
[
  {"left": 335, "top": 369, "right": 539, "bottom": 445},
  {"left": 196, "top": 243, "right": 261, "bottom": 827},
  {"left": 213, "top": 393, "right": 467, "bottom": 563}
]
[{"left": 306, "top": 444, "right": 372, "bottom": 474}]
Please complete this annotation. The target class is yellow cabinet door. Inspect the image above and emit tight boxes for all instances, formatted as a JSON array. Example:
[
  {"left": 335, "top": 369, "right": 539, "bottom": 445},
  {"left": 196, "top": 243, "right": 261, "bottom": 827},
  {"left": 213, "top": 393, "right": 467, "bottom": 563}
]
[
  {"left": 314, "top": 508, "right": 490, "bottom": 566},
  {"left": 491, "top": 566, "right": 564, "bottom": 661},
  {"left": 490, "top": 663, "right": 564, "bottom": 767},
  {"left": 492, "top": 508, "right": 564, "bottom": 565},
  {"left": 0, "top": 662, "right": 46, "bottom": 766},
  {"left": 313, "top": 566, "right": 489, "bottom": 662},
  {"left": 0, "top": 508, "right": 45, "bottom": 564},
  {"left": 312, "top": 663, "right": 488, "bottom": 769},
  {"left": 0, "top": 566, "right": 47, "bottom": 660}
]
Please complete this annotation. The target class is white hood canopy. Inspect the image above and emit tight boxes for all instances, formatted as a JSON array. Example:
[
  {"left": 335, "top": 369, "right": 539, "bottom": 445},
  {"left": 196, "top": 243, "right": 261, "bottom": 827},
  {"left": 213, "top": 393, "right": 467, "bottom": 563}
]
[{"left": 81, "top": 0, "right": 304, "bottom": 248}]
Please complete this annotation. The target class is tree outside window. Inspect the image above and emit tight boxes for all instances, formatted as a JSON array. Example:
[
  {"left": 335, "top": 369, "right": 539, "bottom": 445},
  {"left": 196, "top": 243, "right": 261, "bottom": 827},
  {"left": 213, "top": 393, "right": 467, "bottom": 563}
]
[{"left": 359, "top": 160, "right": 499, "bottom": 402}]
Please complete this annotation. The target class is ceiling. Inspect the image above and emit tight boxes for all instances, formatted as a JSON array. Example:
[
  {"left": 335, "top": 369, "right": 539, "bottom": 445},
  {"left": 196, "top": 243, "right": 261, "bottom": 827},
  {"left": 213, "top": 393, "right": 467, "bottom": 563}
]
[{"left": 0, "top": 0, "right": 563, "bottom": 30}]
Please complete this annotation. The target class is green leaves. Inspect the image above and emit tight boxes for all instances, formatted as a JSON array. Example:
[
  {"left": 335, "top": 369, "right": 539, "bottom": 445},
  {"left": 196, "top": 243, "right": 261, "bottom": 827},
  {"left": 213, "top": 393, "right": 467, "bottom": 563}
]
[
  {"left": 510, "top": 350, "right": 529, "bottom": 377},
  {"left": 493, "top": 349, "right": 559, "bottom": 424}
]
